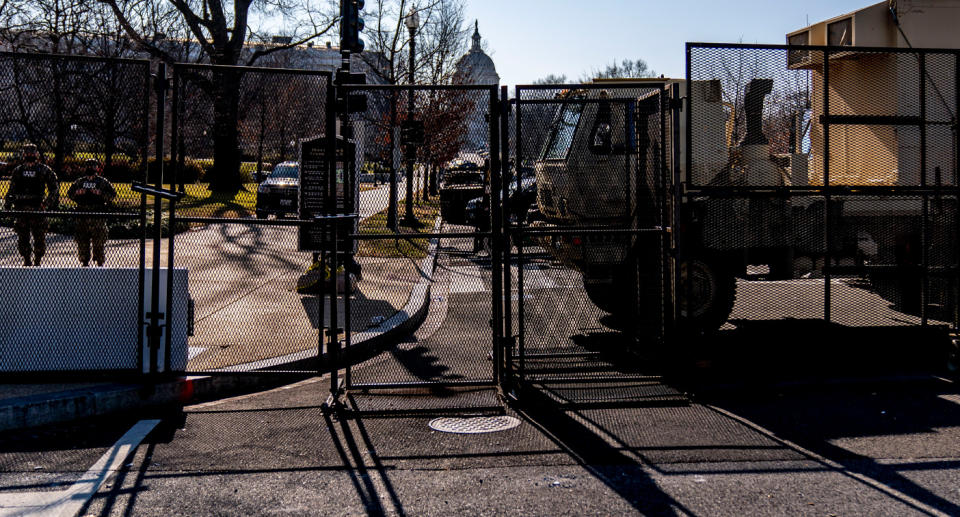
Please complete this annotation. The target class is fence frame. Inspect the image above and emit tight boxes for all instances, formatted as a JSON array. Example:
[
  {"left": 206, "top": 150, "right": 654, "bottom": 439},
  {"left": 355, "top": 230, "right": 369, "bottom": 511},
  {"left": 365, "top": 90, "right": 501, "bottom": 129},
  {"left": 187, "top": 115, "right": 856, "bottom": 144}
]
[{"left": 685, "top": 41, "right": 960, "bottom": 332}]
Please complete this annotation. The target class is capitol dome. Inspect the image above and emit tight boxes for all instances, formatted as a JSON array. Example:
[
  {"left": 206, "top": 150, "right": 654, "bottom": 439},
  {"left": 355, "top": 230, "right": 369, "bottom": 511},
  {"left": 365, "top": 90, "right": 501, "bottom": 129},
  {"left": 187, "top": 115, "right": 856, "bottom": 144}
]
[
  {"left": 454, "top": 22, "right": 498, "bottom": 151},
  {"left": 454, "top": 21, "right": 499, "bottom": 85}
]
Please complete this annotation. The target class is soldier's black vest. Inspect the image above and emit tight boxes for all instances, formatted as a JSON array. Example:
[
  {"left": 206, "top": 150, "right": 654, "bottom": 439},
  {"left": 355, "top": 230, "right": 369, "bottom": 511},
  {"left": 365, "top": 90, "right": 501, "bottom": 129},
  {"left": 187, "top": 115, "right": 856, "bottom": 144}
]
[
  {"left": 12, "top": 163, "right": 50, "bottom": 206},
  {"left": 73, "top": 176, "right": 112, "bottom": 209}
]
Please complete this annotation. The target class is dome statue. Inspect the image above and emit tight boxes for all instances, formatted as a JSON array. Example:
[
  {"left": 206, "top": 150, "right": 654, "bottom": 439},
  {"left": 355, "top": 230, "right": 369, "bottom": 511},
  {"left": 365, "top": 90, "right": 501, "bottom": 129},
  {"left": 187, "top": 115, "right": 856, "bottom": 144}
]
[
  {"left": 454, "top": 21, "right": 499, "bottom": 85},
  {"left": 454, "top": 22, "right": 499, "bottom": 150}
]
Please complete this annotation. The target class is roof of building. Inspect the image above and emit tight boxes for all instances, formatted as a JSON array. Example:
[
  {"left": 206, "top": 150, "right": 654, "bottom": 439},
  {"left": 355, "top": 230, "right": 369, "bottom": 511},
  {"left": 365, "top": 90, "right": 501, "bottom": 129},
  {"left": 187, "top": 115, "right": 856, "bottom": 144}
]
[{"left": 454, "top": 21, "right": 499, "bottom": 84}]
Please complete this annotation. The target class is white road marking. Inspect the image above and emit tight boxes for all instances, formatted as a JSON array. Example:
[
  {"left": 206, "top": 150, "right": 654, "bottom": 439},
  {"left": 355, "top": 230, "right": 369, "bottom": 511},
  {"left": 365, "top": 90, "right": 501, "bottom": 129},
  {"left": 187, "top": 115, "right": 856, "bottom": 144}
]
[
  {"left": 938, "top": 394, "right": 960, "bottom": 406},
  {"left": 0, "top": 419, "right": 160, "bottom": 517}
]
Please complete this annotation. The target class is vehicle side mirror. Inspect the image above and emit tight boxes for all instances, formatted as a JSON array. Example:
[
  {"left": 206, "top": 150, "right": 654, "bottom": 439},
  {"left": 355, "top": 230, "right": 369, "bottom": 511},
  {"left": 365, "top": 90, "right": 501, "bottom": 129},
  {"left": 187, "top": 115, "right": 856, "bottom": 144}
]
[
  {"left": 588, "top": 96, "right": 613, "bottom": 156},
  {"left": 588, "top": 122, "right": 613, "bottom": 155}
]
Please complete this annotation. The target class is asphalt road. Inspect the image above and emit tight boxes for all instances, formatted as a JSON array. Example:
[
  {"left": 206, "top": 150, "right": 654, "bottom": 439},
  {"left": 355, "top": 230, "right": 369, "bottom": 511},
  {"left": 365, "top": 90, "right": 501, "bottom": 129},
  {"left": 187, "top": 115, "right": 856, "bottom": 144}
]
[{"left": 2, "top": 231, "right": 959, "bottom": 515}]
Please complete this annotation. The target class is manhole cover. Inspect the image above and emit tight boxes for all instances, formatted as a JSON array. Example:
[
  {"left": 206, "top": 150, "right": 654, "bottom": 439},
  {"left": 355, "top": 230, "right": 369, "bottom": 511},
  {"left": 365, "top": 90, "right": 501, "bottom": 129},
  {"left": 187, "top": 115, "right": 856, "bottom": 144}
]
[{"left": 428, "top": 416, "right": 521, "bottom": 434}]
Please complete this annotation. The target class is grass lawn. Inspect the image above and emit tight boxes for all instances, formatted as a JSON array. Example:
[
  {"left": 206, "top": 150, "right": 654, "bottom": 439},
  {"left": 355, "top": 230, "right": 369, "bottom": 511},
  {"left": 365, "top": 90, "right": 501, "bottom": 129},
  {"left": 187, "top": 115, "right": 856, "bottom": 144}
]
[
  {"left": 0, "top": 178, "right": 384, "bottom": 220},
  {"left": 0, "top": 181, "right": 258, "bottom": 218},
  {"left": 357, "top": 196, "right": 440, "bottom": 259}
]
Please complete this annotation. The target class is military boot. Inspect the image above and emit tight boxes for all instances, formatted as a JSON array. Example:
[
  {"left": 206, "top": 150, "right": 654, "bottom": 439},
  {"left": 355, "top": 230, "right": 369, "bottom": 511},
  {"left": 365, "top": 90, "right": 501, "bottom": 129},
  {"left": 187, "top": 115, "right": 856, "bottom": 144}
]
[
  {"left": 22, "top": 256, "right": 31, "bottom": 267},
  {"left": 33, "top": 255, "right": 41, "bottom": 267}
]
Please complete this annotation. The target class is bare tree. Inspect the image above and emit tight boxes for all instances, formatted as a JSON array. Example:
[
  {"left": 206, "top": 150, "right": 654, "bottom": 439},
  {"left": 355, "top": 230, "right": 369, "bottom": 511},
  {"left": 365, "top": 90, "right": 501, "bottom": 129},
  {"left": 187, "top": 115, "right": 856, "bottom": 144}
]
[
  {"left": 585, "top": 58, "right": 655, "bottom": 81},
  {"left": 98, "top": 0, "right": 338, "bottom": 192},
  {"left": 532, "top": 74, "right": 569, "bottom": 85},
  {"left": 0, "top": 0, "right": 94, "bottom": 175},
  {"left": 356, "top": 0, "right": 470, "bottom": 204}
]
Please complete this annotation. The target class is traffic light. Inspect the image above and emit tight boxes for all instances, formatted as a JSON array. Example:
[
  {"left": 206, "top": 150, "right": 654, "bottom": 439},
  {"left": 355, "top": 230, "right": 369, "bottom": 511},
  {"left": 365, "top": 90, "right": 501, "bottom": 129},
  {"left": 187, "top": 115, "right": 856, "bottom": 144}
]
[{"left": 340, "top": 0, "right": 365, "bottom": 53}]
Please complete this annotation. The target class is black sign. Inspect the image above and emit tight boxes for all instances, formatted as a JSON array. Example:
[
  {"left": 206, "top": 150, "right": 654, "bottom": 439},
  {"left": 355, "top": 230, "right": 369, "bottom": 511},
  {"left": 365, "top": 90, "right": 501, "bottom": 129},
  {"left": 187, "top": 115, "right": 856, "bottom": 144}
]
[
  {"left": 298, "top": 136, "right": 357, "bottom": 252},
  {"left": 400, "top": 119, "right": 425, "bottom": 146}
]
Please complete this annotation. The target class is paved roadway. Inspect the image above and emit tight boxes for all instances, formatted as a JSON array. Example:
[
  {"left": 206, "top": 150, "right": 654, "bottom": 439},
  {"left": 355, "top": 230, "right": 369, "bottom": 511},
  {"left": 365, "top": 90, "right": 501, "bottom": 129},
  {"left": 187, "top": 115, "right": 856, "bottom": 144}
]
[{"left": 2, "top": 236, "right": 959, "bottom": 515}]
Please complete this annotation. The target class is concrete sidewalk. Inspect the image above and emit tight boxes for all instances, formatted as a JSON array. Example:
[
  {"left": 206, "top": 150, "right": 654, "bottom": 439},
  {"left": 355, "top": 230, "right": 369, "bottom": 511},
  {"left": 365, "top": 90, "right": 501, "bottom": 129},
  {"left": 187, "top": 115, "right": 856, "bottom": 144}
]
[{"left": 0, "top": 219, "right": 442, "bottom": 433}]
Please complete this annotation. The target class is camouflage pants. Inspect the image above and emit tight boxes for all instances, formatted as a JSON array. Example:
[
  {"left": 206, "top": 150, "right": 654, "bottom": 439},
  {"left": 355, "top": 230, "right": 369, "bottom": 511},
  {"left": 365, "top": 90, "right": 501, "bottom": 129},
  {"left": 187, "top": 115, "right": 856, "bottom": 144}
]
[
  {"left": 14, "top": 215, "right": 48, "bottom": 262},
  {"left": 74, "top": 217, "right": 108, "bottom": 266}
]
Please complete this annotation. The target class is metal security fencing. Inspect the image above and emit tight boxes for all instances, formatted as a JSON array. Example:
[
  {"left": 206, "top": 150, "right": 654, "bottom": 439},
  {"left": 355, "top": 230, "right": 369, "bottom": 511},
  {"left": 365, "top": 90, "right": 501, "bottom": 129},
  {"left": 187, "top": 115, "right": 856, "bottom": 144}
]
[
  {"left": 504, "top": 83, "right": 673, "bottom": 405},
  {"left": 685, "top": 43, "right": 959, "bottom": 338},
  {"left": 0, "top": 52, "right": 155, "bottom": 376},
  {"left": 338, "top": 84, "right": 503, "bottom": 409},
  {"left": 169, "top": 65, "right": 333, "bottom": 376},
  {"left": 5, "top": 43, "right": 958, "bottom": 399}
]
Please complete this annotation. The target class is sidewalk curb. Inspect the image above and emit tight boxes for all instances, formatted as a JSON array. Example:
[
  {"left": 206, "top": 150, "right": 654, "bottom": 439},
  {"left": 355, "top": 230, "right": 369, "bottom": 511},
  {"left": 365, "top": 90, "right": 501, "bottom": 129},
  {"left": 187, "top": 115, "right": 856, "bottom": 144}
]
[{"left": 0, "top": 219, "right": 444, "bottom": 433}]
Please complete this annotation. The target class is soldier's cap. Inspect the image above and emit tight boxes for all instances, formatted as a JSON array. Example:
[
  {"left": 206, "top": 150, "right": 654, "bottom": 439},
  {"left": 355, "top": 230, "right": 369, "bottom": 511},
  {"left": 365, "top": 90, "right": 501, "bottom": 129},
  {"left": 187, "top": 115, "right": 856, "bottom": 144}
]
[{"left": 22, "top": 143, "right": 38, "bottom": 154}]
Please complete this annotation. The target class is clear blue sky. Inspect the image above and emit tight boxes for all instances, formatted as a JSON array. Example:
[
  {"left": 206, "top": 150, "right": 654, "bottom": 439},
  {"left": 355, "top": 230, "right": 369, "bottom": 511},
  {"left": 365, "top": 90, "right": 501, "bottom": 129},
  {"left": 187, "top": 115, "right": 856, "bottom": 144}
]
[{"left": 463, "top": 0, "right": 876, "bottom": 85}]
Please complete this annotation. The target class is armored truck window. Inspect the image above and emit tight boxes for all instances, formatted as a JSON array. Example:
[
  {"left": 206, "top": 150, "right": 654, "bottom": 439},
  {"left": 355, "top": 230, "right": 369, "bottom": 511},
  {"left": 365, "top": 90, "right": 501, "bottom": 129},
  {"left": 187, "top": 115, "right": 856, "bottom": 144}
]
[{"left": 543, "top": 101, "right": 585, "bottom": 161}]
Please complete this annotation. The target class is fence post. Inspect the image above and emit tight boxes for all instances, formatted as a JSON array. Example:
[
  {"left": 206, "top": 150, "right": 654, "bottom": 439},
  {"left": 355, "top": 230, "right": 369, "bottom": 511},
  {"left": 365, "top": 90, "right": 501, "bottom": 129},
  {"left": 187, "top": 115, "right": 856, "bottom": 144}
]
[
  {"left": 148, "top": 62, "right": 168, "bottom": 375},
  {"left": 489, "top": 87, "right": 503, "bottom": 387}
]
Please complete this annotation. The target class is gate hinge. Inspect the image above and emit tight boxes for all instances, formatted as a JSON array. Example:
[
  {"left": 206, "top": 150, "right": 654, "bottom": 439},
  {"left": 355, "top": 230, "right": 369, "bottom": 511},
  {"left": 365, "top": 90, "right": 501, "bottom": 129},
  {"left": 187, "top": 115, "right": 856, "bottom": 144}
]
[{"left": 669, "top": 97, "right": 685, "bottom": 111}]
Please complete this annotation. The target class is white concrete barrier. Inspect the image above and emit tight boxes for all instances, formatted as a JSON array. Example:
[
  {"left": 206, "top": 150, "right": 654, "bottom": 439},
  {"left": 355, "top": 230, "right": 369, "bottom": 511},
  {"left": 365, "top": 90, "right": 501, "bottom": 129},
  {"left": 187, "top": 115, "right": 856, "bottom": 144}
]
[{"left": 0, "top": 268, "right": 189, "bottom": 372}]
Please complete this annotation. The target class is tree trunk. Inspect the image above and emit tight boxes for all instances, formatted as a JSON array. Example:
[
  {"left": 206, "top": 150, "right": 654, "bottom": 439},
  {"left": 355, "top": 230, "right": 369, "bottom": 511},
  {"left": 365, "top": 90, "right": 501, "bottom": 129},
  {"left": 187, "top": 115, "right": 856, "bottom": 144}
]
[
  {"left": 103, "top": 62, "right": 117, "bottom": 173},
  {"left": 53, "top": 65, "right": 66, "bottom": 179},
  {"left": 207, "top": 68, "right": 243, "bottom": 193},
  {"left": 429, "top": 162, "right": 438, "bottom": 196}
]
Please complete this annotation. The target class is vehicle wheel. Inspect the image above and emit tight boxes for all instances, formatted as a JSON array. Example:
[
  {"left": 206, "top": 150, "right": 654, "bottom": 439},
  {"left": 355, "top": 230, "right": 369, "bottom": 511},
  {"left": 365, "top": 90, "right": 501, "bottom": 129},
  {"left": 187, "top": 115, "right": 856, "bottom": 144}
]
[
  {"left": 679, "top": 258, "right": 737, "bottom": 334},
  {"left": 582, "top": 262, "right": 641, "bottom": 316}
]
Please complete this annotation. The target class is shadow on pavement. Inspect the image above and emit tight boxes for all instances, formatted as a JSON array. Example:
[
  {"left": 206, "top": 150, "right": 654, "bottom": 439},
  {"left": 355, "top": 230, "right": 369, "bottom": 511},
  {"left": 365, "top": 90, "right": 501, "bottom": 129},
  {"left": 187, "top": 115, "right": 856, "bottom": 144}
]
[
  {"left": 669, "top": 319, "right": 954, "bottom": 390},
  {"left": 299, "top": 290, "right": 398, "bottom": 332},
  {"left": 700, "top": 376, "right": 960, "bottom": 515}
]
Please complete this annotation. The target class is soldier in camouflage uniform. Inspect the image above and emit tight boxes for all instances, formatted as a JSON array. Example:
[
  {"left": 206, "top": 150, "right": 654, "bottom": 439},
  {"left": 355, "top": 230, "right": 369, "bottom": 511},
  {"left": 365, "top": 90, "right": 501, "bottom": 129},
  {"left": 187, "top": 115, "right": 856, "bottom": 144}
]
[
  {"left": 68, "top": 159, "right": 117, "bottom": 267},
  {"left": 4, "top": 143, "right": 59, "bottom": 266}
]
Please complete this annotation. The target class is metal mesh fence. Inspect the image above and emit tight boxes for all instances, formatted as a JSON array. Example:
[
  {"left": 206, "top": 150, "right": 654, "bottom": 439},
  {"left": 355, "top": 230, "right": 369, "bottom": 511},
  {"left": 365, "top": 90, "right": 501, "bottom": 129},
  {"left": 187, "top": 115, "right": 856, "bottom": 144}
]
[
  {"left": 0, "top": 53, "right": 150, "bottom": 194},
  {"left": 168, "top": 66, "right": 332, "bottom": 374},
  {"left": 171, "top": 65, "right": 330, "bottom": 218},
  {"left": 0, "top": 53, "right": 151, "bottom": 373},
  {"left": 511, "top": 84, "right": 669, "bottom": 386},
  {"left": 686, "top": 43, "right": 959, "bottom": 334},
  {"left": 342, "top": 84, "right": 499, "bottom": 389}
]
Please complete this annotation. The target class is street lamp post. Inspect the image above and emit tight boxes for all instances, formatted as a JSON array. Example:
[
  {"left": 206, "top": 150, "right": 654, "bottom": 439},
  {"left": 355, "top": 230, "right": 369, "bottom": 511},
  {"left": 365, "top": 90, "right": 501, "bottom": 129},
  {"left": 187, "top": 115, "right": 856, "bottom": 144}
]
[{"left": 401, "top": 9, "right": 420, "bottom": 227}]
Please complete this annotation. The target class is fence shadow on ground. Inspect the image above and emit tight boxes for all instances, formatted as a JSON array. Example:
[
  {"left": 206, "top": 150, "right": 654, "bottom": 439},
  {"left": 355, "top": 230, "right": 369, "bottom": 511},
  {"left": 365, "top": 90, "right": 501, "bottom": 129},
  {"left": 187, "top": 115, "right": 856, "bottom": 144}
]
[{"left": 672, "top": 319, "right": 953, "bottom": 389}]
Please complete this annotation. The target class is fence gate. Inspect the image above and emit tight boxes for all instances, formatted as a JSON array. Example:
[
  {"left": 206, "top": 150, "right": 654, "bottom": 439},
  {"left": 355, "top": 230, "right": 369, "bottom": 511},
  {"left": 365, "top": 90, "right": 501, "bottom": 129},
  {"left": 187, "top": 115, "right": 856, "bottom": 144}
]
[
  {"left": 683, "top": 43, "right": 959, "bottom": 370},
  {"left": 169, "top": 64, "right": 334, "bottom": 383},
  {"left": 0, "top": 52, "right": 153, "bottom": 378},
  {"left": 336, "top": 83, "right": 505, "bottom": 414},
  {"left": 504, "top": 83, "right": 678, "bottom": 408}
]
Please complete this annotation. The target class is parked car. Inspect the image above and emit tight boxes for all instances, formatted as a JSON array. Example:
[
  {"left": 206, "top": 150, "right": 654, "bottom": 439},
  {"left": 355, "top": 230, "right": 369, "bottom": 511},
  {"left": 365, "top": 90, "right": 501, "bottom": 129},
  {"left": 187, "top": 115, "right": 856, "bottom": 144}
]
[
  {"left": 465, "top": 166, "right": 537, "bottom": 228},
  {"left": 439, "top": 158, "right": 486, "bottom": 224},
  {"left": 255, "top": 161, "right": 299, "bottom": 219}
]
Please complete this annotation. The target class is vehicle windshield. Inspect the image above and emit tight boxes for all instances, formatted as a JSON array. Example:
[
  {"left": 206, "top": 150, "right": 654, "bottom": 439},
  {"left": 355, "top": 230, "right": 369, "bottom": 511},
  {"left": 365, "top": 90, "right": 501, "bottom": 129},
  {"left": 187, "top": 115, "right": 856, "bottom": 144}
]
[
  {"left": 542, "top": 98, "right": 585, "bottom": 160},
  {"left": 269, "top": 163, "right": 299, "bottom": 180}
]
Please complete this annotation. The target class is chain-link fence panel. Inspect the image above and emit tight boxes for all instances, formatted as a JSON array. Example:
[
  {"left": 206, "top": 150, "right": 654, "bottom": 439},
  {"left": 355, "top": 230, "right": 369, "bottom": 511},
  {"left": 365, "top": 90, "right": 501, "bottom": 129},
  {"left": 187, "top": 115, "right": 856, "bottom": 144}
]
[
  {"left": 0, "top": 53, "right": 152, "bottom": 374},
  {"left": 171, "top": 220, "right": 322, "bottom": 374},
  {"left": 171, "top": 65, "right": 331, "bottom": 218},
  {"left": 686, "top": 43, "right": 959, "bottom": 336},
  {"left": 510, "top": 84, "right": 669, "bottom": 391},
  {"left": 340, "top": 84, "right": 500, "bottom": 396}
]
